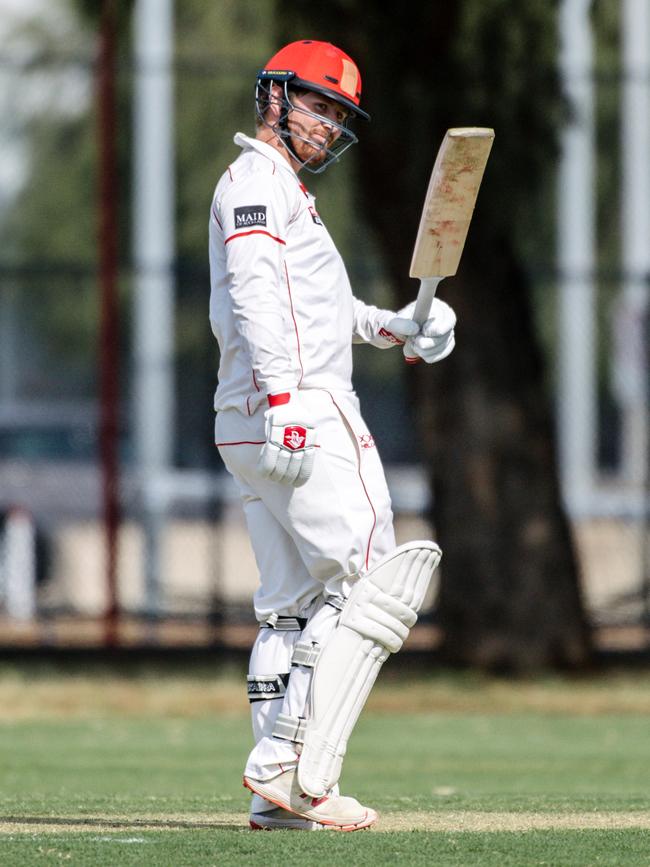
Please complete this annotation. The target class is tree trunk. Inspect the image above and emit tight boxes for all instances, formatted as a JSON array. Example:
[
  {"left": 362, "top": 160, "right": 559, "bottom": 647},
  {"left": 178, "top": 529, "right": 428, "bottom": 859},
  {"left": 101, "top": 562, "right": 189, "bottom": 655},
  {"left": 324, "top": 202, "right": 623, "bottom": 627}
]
[{"left": 423, "top": 247, "right": 591, "bottom": 670}]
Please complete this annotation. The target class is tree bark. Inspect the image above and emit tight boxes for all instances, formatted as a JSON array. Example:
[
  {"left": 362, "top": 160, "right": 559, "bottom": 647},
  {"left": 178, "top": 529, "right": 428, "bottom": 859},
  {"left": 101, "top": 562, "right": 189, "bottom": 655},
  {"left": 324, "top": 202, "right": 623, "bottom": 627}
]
[{"left": 424, "top": 247, "right": 591, "bottom": 670}]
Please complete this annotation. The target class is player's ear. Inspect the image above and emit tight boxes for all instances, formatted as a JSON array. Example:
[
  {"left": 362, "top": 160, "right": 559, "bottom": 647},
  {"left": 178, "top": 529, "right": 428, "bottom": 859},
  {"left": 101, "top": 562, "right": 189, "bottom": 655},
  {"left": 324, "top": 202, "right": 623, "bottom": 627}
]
[{"left": 265, "top": 83, "right": 284, "bottom": 124}]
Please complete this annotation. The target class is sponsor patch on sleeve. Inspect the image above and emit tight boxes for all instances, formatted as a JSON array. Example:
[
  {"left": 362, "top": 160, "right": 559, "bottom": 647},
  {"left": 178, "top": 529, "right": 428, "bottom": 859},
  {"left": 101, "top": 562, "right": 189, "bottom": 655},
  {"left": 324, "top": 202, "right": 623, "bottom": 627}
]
[{"left": 234, "top": 205, "right": 267, "bottom": 229}]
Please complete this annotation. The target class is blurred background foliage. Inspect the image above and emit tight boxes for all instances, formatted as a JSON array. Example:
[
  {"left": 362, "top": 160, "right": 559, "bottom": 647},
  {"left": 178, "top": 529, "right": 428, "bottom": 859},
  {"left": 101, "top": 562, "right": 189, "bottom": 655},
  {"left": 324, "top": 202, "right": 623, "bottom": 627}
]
[
  {"left": 1, "top": 0, "right": 624, "bottom": 463},
  {"left": 0, "top": 0, "right": 410, "bottom": 465},
  {"left": 0, "top": 0, "right": 644, "bottom": 667},
  {"left": 0, "top": 1, "right": 625, "bottom": 360}
]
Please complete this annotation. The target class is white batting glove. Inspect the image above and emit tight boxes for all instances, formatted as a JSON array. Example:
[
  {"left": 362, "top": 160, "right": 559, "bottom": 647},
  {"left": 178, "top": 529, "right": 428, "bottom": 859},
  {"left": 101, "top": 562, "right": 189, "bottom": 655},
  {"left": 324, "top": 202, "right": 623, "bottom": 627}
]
[
  {"left": 376, "top": 307, "right": 420, "bottom": 347},
  {"left": 257, "top": 391, "right": 317, "bottom": 487},
  {"left": 401, "top": 299, "right": 456, "bottom": 364}
]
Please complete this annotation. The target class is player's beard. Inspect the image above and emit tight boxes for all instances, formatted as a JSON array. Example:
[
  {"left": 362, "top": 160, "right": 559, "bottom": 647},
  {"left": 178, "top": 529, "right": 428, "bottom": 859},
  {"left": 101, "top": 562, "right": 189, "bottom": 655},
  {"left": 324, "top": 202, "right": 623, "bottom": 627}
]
[{"left": 287, "top": 116, "right": 335, "bottom": 165}]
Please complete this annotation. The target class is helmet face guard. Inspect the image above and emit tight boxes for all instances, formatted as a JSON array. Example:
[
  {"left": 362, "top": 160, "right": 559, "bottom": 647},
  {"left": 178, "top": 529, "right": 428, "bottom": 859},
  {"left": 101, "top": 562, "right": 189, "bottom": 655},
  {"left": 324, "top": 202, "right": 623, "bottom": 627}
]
[
  {"left": 255, "top": 76, "right": 359, "bottom": 174},
  {"left": 255, "top": 40, "right": 370, "bottom": 174}
]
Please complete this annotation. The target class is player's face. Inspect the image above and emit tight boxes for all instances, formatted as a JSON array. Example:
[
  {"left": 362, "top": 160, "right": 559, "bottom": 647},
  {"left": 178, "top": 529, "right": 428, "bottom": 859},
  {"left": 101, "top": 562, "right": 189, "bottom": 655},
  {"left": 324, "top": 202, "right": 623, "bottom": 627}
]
[{"left": 287, "top": 91, "right": 349, "bottom": 165}]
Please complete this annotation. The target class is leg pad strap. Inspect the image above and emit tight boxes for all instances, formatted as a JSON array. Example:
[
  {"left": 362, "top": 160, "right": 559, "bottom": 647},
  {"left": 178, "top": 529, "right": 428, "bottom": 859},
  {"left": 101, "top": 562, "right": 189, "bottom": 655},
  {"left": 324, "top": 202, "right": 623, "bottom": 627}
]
[
  {"left": 291, "top": 640, "right": 321, "bottom": 668},
  {"left": 273, "top": 712, "right": 306, "bottom": 743}
]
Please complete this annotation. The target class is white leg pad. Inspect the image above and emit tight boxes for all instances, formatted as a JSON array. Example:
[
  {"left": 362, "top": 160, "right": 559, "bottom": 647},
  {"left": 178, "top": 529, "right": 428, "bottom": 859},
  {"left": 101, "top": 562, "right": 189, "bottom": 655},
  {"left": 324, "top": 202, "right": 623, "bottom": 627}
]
[{"left": 297, "top": 540, "right": 441, "bottom": 797}]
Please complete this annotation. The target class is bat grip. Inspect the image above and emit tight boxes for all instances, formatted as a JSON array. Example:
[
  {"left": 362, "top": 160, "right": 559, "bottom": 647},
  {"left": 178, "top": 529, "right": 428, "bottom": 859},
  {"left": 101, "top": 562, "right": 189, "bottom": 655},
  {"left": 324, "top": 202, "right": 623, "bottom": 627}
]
[{"left": 403, "top": 277, "right": 443, "bottom": 362}]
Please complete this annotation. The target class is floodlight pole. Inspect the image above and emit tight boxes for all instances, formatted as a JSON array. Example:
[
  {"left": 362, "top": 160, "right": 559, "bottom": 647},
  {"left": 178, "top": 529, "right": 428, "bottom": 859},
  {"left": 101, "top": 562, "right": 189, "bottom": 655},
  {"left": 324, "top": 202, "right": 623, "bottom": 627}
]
[
  {"left": 97, "top": 0, "right": 120, "bottom": 646},
  {"left": 133, "top": 0, "right": 175, "bottom": 626},
  {"left": 621, "top": 0, "right": 650, "bottom": 635},
  {"left": 557, "top": 0, "right": 597, "bottom": 518}
]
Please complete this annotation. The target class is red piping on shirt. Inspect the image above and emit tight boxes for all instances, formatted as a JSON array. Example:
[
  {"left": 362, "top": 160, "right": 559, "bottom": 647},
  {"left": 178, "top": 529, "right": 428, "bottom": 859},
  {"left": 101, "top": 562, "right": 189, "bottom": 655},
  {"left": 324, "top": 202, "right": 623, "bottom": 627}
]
[
  {"left": 225, "top": 229, "right": 286, "bottom": 246},
  {"left": 216, "top": 440, "right": 265, "bottom": 447},
  {"left": 216, "top": 440, "right": 321, "bottom": 448},
  {"left": 325, "top": 391, "right": 377, "bottom": 571},
  {"left": 283, "top": 262, "right": 304, "bottom": 387},
  {"left": 211, "top": 206, "right": 223, "bottom": 230}
]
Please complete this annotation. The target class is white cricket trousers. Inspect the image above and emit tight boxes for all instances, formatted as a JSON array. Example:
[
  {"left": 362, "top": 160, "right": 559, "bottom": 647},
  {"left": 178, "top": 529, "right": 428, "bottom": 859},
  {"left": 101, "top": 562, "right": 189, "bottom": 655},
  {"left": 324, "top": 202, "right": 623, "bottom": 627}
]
[{"left": 215, "top": 387, "right": 396, "bottom": 785}]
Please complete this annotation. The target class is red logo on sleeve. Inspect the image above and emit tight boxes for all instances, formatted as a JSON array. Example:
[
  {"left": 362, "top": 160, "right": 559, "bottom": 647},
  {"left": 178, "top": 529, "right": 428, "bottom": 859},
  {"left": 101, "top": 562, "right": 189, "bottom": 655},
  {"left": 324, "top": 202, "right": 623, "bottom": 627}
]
[
  {"left": 283, "top": 426, "right": 306, "bottom": 450},
  {"left": 308, "top": 206, "right": 323, "bottom": 226}
]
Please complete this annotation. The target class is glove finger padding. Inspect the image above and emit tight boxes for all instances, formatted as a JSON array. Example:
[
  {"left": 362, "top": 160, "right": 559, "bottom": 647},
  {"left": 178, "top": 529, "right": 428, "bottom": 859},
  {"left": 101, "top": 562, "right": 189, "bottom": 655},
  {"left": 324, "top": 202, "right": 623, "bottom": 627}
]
[
  {"left": 384, "top": 316, "right": 419, "bottom": 344},
  {"left": 420, "top": 299, "right": 456, "bottom": 338},
  {"left": 294, "top": 446, "right": 315, "bottom": 487},
  {"left": 282, "top": 447, "right": 311, "bottom": 487},
  {"left": 412, "top": 331, "right": 455, "bottom": 364},
  {"left": 281, "top": 450, "right": 301, "bottom": 486},
  {"left": 258, "top": 438, "right": 317, "bottom": 485},
  {"left": 263, "top": 442, "right": 292, "bottom": 483},
  {"left": 258, "top": 440, "right": 278, "bottom": 478}
]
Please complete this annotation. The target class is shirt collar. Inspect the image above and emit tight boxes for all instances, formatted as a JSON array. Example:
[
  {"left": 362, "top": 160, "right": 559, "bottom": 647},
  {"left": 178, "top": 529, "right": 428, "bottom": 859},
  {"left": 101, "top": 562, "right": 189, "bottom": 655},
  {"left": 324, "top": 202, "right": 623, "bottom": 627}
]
[{"left": 234, "top": 132, "right": 298, "bottom": 178}]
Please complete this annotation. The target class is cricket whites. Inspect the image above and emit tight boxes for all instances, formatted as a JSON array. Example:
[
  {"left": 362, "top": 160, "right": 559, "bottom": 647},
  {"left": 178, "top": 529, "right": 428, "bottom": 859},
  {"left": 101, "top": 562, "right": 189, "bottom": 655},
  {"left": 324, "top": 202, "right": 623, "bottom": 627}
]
[{"left": 404, "top": 127, "right": 495, "bottom": 362}]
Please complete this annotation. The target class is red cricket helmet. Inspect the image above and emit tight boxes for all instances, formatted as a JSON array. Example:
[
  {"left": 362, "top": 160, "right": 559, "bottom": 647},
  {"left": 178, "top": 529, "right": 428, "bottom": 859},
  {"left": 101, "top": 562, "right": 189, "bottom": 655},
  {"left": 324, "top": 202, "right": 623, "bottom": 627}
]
[{"left": 258, "top": 40, "right": 370, "bottom": 121}]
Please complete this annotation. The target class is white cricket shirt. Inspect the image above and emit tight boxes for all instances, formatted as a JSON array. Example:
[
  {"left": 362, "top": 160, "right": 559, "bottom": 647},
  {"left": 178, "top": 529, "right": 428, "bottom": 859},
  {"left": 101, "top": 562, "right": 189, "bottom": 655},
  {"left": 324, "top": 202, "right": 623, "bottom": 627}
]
[{"left": 209, "top": 132, "right": 395, "bottom": 414}]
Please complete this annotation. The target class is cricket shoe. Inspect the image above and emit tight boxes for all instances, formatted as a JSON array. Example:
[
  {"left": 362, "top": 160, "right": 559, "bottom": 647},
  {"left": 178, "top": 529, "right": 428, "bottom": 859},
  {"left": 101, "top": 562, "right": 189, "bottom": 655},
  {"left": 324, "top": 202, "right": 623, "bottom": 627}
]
[
  {"left": 243, "top": 769, "right": 377, "bottom": 831},
  {"left": 249, "top": 805, "right": 328, "bottom": 831}
]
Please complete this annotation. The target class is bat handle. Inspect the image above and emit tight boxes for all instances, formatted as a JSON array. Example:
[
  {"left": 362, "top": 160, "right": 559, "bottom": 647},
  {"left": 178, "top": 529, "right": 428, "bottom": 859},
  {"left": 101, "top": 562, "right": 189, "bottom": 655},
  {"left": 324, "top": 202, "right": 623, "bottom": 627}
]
[{"left": 403, "top": 276, "right": 443, "bottom": 363}]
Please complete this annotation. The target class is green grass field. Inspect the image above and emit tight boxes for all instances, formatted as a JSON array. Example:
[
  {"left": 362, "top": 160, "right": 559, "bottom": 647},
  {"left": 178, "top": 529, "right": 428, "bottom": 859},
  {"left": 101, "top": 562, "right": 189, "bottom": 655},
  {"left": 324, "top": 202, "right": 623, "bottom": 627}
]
[{"left": 0, "top": 663, "right": 649, "bottom": 865}]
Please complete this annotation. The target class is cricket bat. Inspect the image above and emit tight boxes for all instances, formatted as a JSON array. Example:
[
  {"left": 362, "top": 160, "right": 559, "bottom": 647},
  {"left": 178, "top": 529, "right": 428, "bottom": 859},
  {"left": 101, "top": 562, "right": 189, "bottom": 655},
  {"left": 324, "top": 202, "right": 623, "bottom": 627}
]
[{"left": 403, "top": 127, "right": 494, "bottom": 362}]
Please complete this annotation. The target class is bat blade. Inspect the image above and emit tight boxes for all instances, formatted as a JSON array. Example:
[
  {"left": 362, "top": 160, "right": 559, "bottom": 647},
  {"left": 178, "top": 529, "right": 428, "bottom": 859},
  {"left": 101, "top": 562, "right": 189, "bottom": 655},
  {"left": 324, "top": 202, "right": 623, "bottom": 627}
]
[
  {"left": 410, "top": 127, "right": 494, "bottom": 280},
  {"left": 403, "top": 127, "right": 494, "bottom": 362}
]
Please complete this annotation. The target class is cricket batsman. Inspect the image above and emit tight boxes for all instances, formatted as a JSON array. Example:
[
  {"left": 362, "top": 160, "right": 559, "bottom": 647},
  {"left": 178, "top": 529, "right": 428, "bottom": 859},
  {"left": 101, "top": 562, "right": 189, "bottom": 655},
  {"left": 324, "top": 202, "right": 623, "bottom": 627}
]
[{"left": 209, "top": 39, "right": 456, "bottom": 831}]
